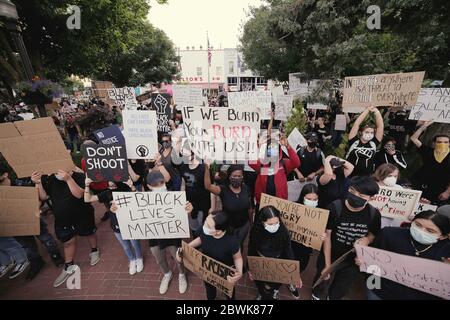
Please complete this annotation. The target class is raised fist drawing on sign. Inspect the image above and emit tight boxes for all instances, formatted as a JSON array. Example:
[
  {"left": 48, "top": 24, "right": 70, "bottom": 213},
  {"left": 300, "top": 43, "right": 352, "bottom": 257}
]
[{"left": 154, "top": 94, "right": 169, "bottom": 114}]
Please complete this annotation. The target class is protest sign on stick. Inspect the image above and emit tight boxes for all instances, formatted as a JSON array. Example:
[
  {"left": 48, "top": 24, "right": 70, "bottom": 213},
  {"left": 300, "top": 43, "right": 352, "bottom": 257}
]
[
  {"left": 248, "top": 256, "right": 301, "bottom": 285},
  {"left": 408, "top": 88, "right": 450, "bottom": 123},
  {"left": 342, "top": 71, "right": 425, "bottom": 113},
  {"left": 0, "top": 186, "right": 40, "bottom": 236},
  {"left": 355, "top": 245, "right": 450, "bottom": 300},
  {"left": 369, "top": 186, "right": 422, "bottom": 221},
  {"left": 182, "top": 106, "right": 261, "bottom": 161},
  {"left": 151, "top": 93, "right": 173, "bottom": 133},
  {"left": 182, "top": 241, "right": 235, "bottom": 298},
  {"left": 334, "top": 114, "right": 347, "bottom": 131},
  {"left": 113, "top": 191, "right": 190, "bottom": 240},
  {"left": 83, "top": 144, "right": 128, "bottom": 182},
  {"left": 228, "top": 91, "right": 272, "bottom": 120},
  {"left": 313, "top": 248, "right": 355, "bottom": 288},
  {"left": 172, "top": 85, "right": 204, "bottom": 107},
  {"left": 307, "top": 103, "right": 328, "bottom": 110},
  {"left": 122, "top": 110, "right": 158, "bottom": 159},
  {"left": 260, "top": 193, "right": 329, "bottom": 250},
  {"left": 273, "top": 95, "right": 293, "bottom": 121}
]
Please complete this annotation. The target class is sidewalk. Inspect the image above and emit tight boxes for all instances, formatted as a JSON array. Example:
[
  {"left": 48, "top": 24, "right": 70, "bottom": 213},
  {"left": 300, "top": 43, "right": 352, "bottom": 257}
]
[{"left": 0, "top": 203, "right": 365, "bottom": 300}]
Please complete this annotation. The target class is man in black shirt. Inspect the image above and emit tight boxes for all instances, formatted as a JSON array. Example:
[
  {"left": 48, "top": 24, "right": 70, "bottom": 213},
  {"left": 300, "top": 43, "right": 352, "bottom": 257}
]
[
  {"left": 312, "top": 176, "right": 381, "bottom": 300},
  {"left": 31, "top": 169, "right": 100, "bottom": 288},
  {"left": 294, "top": 132, "right": 325, "bottom": 184}
]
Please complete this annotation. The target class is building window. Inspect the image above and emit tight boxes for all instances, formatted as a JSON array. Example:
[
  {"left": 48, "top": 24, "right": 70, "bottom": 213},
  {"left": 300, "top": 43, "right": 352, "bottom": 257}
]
[
  {"left": 216, "top": 66, "right": 222, "bottom": 76},
  {"left": 228, "top": 61, "right": 234, "bottom": 74},
  {"left": 197, "top": 67, "right": 202, "bottom": 76},
  {"left": 227, "top": 77, "right": 237, "bottom": 85}
]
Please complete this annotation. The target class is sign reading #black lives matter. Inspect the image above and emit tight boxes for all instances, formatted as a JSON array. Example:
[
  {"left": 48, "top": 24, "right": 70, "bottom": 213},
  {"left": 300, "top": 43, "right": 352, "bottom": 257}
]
[
  {"left": 343, "top": 71, "right": 425, "bottom": 113},
  {"left": 113, "top": 191, "right": 190, "bottom": 240},
  {"left": 82, "top": 144, "right": 128, "bottom": 182}
]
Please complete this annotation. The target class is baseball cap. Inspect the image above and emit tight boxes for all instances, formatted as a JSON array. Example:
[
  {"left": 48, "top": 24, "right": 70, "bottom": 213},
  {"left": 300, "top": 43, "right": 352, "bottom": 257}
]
[{"left": 306, "top": 132, "right": 318, "bottom": 141}]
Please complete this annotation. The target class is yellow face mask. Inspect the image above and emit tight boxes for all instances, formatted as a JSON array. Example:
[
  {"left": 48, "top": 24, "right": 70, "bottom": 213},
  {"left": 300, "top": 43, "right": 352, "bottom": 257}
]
[{"left": 434, "top": 142, "right": 449, "bottom": 163}]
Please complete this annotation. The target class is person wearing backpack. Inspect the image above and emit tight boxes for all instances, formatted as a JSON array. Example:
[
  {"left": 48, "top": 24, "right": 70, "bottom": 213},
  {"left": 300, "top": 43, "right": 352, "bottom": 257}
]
[
  {"left": 312, "top": 176, "right": 381, "bottom": 300},
  {"left": 346, "top": 106, "right": 384, "bottom": 177},
  {"left": 294, "top": 132, "right": 325, "bottom": 186}
]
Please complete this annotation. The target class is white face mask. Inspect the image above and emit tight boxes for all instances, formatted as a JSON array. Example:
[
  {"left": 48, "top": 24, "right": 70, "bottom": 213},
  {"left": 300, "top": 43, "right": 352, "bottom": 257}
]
[
  {"left": 410, "top": 223, "right": 439, "bottom": 245},
  {"left": 151, "top": 185, "right": 167, "bottom": 192},
  {"left": 383, "top": 176, "right": 397, "bottom": 187},
  {"left": 303, "top": 198, "right": 318, "bottom": 208},
  {"left": 264, "top": 223, "right": 280, "bottom": 234},
  {"left": 362, "top": 132, "right": 374, "bottom": 141}
]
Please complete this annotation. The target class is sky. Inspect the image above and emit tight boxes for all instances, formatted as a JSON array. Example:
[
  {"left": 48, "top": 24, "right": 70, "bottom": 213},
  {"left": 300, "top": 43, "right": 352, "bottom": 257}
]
[{"left": 147, "top": 0, "right": 263, "bottom": 50}]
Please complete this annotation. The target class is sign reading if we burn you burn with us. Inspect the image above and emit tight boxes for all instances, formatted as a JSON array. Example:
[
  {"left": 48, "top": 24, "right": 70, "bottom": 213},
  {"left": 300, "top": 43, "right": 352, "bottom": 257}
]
[
  {"left": 182, "top": 106, "right": 261, "bottom": 161},
  {"left": 369, "top": 186, "right": 422, "bottom": 221},
  {"left": 260, "top": 193, "right": 329, "bottom": 250}
]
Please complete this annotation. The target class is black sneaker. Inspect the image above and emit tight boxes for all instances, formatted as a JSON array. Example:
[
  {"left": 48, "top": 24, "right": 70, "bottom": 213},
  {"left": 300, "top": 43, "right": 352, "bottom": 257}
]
[
  {"left": 26, "top": 258, "right": 45, "bottom": 280},
  {"left": 101, "top": 211, "right": 110, "bottom": 222},
  {"left": 8, "top": 261, "right": 30, "bottom": 279},
  {"left": 51, "top": 251, "right": 64, "bottom": 268},
  {"left": 288, "top": 284, "right": 300, "bottom": 299}
]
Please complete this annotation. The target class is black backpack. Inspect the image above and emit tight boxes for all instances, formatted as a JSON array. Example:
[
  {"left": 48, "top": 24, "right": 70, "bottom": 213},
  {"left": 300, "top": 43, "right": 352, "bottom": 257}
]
[{"left": 297, "top": 146, "right": 322, "bottom": 162}]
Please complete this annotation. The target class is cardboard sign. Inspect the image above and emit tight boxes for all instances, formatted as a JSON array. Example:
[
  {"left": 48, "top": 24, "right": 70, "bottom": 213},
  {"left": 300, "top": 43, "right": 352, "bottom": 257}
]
[
  {"left": 94, "top": 125, "right": 126, "bottom": 145},
  {"left": 151, "top": 93, "right": 173, "bottom": 133},
  {"left": 182, "top": 106, "right": 261, "bottom": 161},
  {"left": 273, "top": 95, "right": 293, "bottom": 121},
  {"left": 287, "top": 128, "right": 307, "bottom": 150},
  {"left": 408, "top": 88, "right": 450, "bottom": 123},
  {"left": 0, "top": 117, "right": 74, "bottom": 178},
  {"left": 83, "top": 144, "right": 128, "bottom": 182},
  {"left": 260, "top": 193, "right": 329, "bottom": 250},
  {"left": 172, "top": 85, "right": 204, "bottom": 107},
  {"left": 181, "top": 241, "right": 235, "bottom": 298},
  {"left": 122, "top": 110, "right": 158, "bottom": 159},
  {"left": 334, "top": 114, "right": 347, "bottom": 131},
  {"left": 307, "top": 103, "right": 328, "bottom": 110},
  {"left": 313, "top": 248, "right": 355, "bottom": 288},
  {"left": 227, "top": 91, "right": 272, "bottom": 120},
  {"left": 413, "top": 202, "right": 438, "bottom": 216},
  {"left": 0, "top": 186, "right": 40, "bottom": 236},
  {"left": 342, "top": 71, "right": 425, "bottom": 112},
  {"left": 248, "top": 256, "right": 301, "bottom": 285},
  {"left": 107, "top": 87, "right": 137, "bottom": 108},
  {"left": 92, "top": 81, "right": 114, "bottom": 98},
  {"left": 355, "top": 245, "right": 450, "bottom": 300},
  {"left": 369, "top": 186, "right": 422, "bottom": 221},
  {"left": 113, "top": 191, "right": 190, "bottom": 240}
]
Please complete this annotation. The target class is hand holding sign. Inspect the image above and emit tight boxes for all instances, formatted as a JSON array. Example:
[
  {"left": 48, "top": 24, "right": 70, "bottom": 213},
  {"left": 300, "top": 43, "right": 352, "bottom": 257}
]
[
  {"left": 226, "top": 268, "right": 242, "bottom": 284},
  {"left": 31, "top": 171, "right": 43, "bottom": 184}
]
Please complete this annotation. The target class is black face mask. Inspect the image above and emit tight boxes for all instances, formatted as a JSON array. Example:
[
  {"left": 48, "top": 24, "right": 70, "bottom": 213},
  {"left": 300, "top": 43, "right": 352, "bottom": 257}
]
[
  {"left": 307, "top": 141, "right": 317, "bottom": 148},
  {"left": 347, "top": 192, "right": 367, "bottom": 208},
  {"left": 229, "top": 177, "right": 243, "bottom": 188},
  {"left": 162, "top": 141, "right": 172, "bottom": 149}
]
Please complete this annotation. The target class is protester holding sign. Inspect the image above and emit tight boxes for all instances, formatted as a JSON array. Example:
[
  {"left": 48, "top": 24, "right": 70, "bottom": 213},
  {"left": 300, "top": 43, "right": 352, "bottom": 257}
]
[
  {"left": 160, "top": 133, "right": 182, "bottom": 191},
  {"left": 312, "top": 176, "right": 381, "bottom": 300},
  {"left": 374, "top": 136, "right": 408, "bottom": 171},
  {"left": 317, "top": 156, "right": 354, "bottom": 209},
  {"left": 31, "top": 169, "right": 100, "bottom": 288},
  {"left": 313, "top": 116, "right": 332, "bottom": 148},
  {"left": 361, "top": 210, "right": 450, "bottom": 300},
  {"left": 204, "top": 163, "right": 252, "bottom": 246},
  {"left": 410, "top": 121, "right": 450, "bottom": 205},
  {"left": 248, "top": 206, "right": 301, "bottom": 300},
  {"left": 177, "top": 211, "right": 243, "bottom": 300},
  {"left": 294, "top": 132, "right": 324, "bottom": 185},
  {"left": 346, "top": 106, "right": 384, "bottom": 177}
]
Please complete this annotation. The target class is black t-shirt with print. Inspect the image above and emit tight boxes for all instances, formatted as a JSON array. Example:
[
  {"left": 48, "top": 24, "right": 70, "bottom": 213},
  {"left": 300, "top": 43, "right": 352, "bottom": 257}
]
[
  {"left": 179, "top": 164, "right": 211, "bottom": 213},
  {"left": 314, "top": 125, "right": 331, "bottom": 148},
  {"left": 297, "top": 147, "right": 324, "bottom": 176},
  {"left": 326, "top": 199, "right": 381, "bottom": 260},
  {"left": 219, "top": 184, "right": 251, "bottom": 229},
  {"left": 97, "top": 184, "right": 131, "bottom": 233},
  {"left": 371, "top": 227, "right": 450, "bottom": 300},
  {"left": 199, "top": 227, "right": 240, "bottom": 267},
  {"left": 346, "top": 136, "right": 380, "bottom": 177},
  {"left": 42, "top": 172, "right": 94, "bottom": 227}
]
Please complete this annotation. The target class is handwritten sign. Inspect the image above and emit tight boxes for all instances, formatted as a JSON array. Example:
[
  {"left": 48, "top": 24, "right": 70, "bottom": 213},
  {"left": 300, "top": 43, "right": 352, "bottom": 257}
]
[
  {"left": 343, "top": 71, "right": 425, "bottom": 113},
  {"left": 287, "top": 128, "right": 307, "bottom": 150},
  {"left": 151, "top": 93, "right": 173, "bottom": 133},
  {"left": 122, "top": 110, "right": 158, "bottom": 159},
  {"left": 172, "top": 85, "right": 204, "bottom": 107},
  {"left": 260, "top": 193, "right": 329, "bottom": 250},
  {"left": 355, "top": 245, "right": 450, "bottom": 300},
  {"left": 0, "top": 186, "right": 40, "bottom": 236},
  {"left": 83, "top": 144, "right": 128, "bottom": 182},
  {"left": 413, "top": 202, "right": 438, "bottom": 216},
  {"left": 408, "top": 88, "right": 450, "bottom": 123},
  {"left": 227, "top": 91, "right": 272, "bottom": 120},
  {"left": 182, "top": 106, "right": 261, "bottom": 161},
  {"left": 112, "top": 191, "right": 189, "bottom": 240},
  {"left": 307, "top": 103, "right": 328, "bottom": 110},
  {"left": 369, "top": 186, "right": 422, "bottom": 220},
  {"left": 273, "top": 95, "right": 293, "bottom": 121},
  {"left": 182, "top": 241, "right": 235, "bottom": 298},
  {"left": 248, "top": 256, "right": 300, "bottom": 285},
  {"left": 334, "top": 114, "right": 347, "bottom": 131},
  {"left": 107, "top": 87, "right": 137, "bottom": 108}
]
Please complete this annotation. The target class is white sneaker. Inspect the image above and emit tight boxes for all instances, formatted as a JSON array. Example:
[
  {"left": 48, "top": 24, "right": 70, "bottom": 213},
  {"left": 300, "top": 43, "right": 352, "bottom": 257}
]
[
  {"left": 159, "top": 271, "right": 173, "bottom": 295},
  {"left": 129, "top": 260, "right": 137, "bottom": 275},
  {"left": 53, "top": 264, "right": 78, "bottom": 288},
  {"left": 136, "top": 258, "right": 144, "bottom": 273},
  {"left": 89, "top": 250, "right": 100, "bottom": 266},
  {"left": 178, "top": 273, "right": 188, "bottom": 294}
]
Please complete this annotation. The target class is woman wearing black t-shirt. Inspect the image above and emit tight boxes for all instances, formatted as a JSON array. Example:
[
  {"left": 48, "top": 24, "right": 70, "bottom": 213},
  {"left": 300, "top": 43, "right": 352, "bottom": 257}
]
[
  {"left": 204, "top": 164, "right": 252, "bottom": 246},
  {"left": 361, "top": 210, "right": 450, "bottom": 300},
  {"left": 248, "top": 206, "right": 302, "bottom": 300}
]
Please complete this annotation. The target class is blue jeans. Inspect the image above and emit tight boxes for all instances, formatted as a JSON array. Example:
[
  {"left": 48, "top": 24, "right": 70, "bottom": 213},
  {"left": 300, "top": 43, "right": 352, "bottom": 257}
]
[
  {"left": 114, "top": 232, "right": 142, "bottom": 262},
  {"left": 0, "top": 237, "right": 28, "bottom": 266}
]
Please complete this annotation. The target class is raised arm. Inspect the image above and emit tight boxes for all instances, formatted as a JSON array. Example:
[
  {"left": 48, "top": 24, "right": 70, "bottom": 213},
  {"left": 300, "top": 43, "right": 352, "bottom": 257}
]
[
  {"left": 31, "top": 171, "right": 48, "bottom": 201},
  {"left": 410, "top": 121, "right": 433, "bottom": 148},
  {"left": 204, "top": 163, "right": 221, "bottom": 195},
  {"left": 348, "top": 108, "right": 370, "bottom": 140},
  {"left": 84, "top": 177, "right": 99, "bottom": 203},
  {"left": 59, "top": 170, "right": 84, "bottom": 199},
  {"left": 319, "top": 156, "right": 334, "bottom": 185},
  {"left": 373, "top": 107, "right": 384, "bottom": 142}
]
